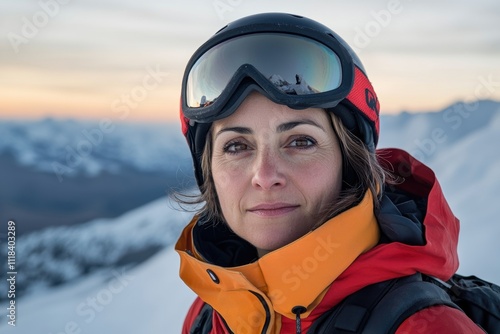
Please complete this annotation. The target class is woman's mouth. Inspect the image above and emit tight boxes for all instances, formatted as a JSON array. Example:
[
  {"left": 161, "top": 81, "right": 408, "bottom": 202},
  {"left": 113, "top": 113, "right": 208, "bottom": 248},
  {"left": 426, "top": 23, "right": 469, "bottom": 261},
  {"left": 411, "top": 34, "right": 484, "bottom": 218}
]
[{"left": 247, "top": 203, "right": 300, "bottom": 217}]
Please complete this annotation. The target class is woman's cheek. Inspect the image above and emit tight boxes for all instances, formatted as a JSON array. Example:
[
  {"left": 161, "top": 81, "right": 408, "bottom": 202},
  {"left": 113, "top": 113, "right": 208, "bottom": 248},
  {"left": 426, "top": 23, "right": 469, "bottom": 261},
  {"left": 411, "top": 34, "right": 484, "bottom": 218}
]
[{"left": 213, "top": 160, "right": 246, "bottom": 188}]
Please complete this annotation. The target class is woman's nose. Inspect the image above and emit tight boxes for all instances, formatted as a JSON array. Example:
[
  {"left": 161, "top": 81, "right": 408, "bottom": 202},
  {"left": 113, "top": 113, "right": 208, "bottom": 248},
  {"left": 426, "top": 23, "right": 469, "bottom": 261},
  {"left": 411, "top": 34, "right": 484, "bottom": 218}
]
[{"left": 251, "top": 150, "right": 286, "bottom": 190}]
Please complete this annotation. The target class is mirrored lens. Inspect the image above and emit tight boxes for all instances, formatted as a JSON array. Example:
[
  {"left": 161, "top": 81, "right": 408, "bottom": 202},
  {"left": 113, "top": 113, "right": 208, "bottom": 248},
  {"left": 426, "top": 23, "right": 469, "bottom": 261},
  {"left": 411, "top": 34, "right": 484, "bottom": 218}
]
[{"left": 186, "top": 33, "right": 343, "bottom": 108}]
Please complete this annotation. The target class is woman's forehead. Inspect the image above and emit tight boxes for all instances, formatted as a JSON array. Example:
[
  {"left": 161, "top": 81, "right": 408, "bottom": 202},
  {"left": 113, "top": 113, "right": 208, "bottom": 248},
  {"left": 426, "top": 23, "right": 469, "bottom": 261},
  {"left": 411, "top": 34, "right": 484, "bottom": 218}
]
[{"left": 212, "top": 92, "right": 329, "bottom": 131}]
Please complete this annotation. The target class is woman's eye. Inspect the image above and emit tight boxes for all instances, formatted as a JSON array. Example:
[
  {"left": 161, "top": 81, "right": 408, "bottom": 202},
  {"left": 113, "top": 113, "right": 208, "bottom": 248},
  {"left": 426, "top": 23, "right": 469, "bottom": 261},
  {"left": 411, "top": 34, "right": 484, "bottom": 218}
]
[
  {"left": 288, "top": 137, "right": 316, "bottom": 148},
  {"left": 223, "top": 142, "right": 249, "bottom": 154}
]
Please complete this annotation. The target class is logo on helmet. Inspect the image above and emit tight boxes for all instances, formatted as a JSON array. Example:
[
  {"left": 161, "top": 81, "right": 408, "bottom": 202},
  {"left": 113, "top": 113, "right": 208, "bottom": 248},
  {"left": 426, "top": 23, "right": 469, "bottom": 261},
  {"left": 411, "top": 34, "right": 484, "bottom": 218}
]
[{"left": 365, "top": 88, "right": 379, "bottom": 115}]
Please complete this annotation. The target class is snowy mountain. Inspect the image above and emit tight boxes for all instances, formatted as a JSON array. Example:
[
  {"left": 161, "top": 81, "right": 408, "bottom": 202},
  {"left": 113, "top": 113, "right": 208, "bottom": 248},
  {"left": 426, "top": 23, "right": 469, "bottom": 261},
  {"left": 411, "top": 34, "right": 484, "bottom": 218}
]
[
  {"left": 0, "top": 118, "right": 190, "bottom": 178},
  {"left": 0, "top": 118, "right": 195, "bottom": 235},
  {"left": 268, "top": 74, "right": 318, "bottom": 95},
  {"left": 378, "top": 99, "right": 499, "bottom": 164},
  {"left": 1, "top": 99, "right": 499, "bottom": 333}
]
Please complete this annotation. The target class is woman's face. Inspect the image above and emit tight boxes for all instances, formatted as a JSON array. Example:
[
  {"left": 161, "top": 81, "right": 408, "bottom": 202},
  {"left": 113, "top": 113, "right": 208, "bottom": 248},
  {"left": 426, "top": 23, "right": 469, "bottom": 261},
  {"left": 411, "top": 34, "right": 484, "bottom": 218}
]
[{"left": 211, "top": 92, "right": 343, "bottom": 255}]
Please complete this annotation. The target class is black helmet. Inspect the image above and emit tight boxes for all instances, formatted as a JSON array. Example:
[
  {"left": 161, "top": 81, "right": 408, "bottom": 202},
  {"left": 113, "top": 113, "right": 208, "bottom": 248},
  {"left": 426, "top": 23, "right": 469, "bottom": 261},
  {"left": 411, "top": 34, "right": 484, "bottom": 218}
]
[{"left": 179, "top": 13, "right": 380, "bottom": 187}]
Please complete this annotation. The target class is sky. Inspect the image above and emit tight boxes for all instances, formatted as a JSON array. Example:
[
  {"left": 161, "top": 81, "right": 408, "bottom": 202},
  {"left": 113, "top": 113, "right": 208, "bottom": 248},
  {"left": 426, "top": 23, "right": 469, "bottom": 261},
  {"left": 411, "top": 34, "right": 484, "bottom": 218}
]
[{"left": 0, "top": 0, "right": 499, "bottom": 122}]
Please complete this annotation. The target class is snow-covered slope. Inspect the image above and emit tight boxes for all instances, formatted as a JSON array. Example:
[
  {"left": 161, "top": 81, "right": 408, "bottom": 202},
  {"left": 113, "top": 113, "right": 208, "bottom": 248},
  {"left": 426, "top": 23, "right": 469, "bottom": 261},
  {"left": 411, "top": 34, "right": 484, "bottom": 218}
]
[
  {"left": 0, "top": 247, "right": 196, "bottom": 334},
  {"left": 0, "top": 196, "right": 197, "bottom": 332},
  {"left": 0, "top": 196, "right": 194, "bottom": 298}
]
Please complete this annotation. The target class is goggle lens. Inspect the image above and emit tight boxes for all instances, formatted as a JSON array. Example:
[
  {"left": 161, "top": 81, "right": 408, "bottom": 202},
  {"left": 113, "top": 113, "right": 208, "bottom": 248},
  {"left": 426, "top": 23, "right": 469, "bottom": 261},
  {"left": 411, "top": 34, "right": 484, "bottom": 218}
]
[{"left": 185, "top": 33, "right": 343, "bottom": 108}]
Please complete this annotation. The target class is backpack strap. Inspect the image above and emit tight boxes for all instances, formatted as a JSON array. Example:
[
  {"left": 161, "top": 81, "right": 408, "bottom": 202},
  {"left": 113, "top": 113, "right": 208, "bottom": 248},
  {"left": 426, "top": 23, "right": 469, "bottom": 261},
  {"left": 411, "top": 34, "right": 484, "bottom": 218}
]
[
  {"left": 364, "top": 275, "right": 460, "bottom": 333},
  {"left": 435, "top": 274, "right": 500, "bottom": 333},
  {"left": 189, "top": 303, "right": 213, "bottom": 334},
  {"left": 308, "top": 273, "right": 460, "bottom": 334}
]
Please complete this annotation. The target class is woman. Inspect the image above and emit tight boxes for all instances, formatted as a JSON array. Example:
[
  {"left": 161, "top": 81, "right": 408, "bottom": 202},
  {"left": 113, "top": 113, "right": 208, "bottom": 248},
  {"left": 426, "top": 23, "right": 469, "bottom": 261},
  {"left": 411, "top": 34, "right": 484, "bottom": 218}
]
[{"left": 175, "top": 13, "right": 484, "bottom": 333}]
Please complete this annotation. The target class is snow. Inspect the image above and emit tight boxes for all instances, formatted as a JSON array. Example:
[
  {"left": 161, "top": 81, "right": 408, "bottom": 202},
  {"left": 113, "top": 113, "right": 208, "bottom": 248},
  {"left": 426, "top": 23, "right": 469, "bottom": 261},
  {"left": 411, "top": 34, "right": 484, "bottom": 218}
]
[
  {"left": 1, "top": 99, "right": 499, "bottom": 332},
  {"left": 0, "top": 247, "right": 196, "bottom": 334},
  {"left": 0, "top": 197, "right": 194, "bottom": 298}
]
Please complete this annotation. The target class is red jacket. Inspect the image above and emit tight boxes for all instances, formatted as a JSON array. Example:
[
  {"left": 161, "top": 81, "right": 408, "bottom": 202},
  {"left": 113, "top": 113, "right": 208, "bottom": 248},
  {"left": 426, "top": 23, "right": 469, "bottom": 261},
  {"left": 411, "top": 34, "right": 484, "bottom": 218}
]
[{"left": 175, "top": 149, "right": 484, "bottom": 333}]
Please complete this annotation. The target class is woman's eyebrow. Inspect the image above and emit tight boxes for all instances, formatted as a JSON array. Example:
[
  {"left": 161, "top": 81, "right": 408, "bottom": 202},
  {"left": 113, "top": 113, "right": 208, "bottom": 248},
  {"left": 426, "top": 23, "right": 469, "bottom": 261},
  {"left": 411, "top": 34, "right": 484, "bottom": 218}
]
[
  {"left": 214, "top": 119, "right": 325, "bottom": 140},
  {"left": 277, "top": 119, "right": 326, "bottom": 133},
  {"left": 214, "top": 126, "right": 252, "bottom": 140}
]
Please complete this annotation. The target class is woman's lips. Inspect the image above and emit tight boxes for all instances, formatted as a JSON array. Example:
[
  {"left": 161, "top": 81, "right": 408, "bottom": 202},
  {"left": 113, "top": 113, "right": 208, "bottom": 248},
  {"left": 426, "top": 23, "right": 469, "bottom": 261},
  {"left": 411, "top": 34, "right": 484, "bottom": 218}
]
[{"left": 247, "top": 203, "right": 300, "bottom": 217}]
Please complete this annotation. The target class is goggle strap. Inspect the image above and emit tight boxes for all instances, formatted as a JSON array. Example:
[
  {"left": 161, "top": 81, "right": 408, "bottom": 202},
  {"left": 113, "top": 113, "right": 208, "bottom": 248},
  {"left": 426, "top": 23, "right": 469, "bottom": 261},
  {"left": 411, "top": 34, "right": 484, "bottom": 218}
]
[{"left": 346, "top": 67, "right": 380, "bottom": 136}]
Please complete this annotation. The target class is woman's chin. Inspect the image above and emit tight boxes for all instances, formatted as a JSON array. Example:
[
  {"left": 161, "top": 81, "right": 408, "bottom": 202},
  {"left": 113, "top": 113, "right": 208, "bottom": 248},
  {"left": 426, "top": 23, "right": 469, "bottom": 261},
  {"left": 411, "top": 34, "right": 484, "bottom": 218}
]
[{"left": 248, "top": 227, "right": 309, "bottom": 256}]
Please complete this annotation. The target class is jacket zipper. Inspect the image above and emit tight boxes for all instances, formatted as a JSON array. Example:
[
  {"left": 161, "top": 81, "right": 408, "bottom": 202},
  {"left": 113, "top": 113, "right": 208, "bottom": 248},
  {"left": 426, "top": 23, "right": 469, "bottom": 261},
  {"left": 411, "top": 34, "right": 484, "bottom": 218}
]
[{"left": 249, "top": 290, "right": 271, "bottom": 334}]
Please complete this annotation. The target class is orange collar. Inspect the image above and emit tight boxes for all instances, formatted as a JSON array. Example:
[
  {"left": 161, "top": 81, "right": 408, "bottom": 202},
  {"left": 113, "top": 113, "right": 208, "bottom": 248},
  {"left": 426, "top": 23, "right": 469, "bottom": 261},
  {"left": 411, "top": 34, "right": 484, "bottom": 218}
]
[{"left": 176, "top": 190, "right": 380, "bottom": 333}]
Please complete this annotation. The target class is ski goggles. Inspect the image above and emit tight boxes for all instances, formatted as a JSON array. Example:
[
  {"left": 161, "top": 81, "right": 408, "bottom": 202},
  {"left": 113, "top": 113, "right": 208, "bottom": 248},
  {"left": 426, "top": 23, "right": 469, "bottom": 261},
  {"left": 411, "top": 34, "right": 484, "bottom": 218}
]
[{"left": 181, "top": 32, "right": 355, "bottom": 122}]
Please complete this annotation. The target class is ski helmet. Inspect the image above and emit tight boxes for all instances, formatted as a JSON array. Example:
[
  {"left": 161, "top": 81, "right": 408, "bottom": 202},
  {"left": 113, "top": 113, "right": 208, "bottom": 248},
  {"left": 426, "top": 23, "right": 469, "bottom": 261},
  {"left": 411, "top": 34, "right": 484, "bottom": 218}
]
[{"left": 179, "top": 12, "right": 380, "bottom": 187}]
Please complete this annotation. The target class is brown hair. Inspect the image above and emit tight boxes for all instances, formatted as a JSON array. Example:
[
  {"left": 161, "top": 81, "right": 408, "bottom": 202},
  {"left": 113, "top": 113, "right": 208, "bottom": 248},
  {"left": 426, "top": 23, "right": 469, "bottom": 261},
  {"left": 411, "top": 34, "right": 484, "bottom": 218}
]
[{"left": 174, "top": 114, "right": 390, "bottom": 227}]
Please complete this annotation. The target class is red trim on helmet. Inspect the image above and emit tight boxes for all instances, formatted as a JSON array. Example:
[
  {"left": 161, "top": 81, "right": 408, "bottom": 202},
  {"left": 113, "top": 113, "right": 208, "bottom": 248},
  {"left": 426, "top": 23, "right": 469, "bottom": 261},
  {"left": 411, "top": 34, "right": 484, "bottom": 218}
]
[{"left": 346, "top": 66, "right": 380, "bottom": 136}]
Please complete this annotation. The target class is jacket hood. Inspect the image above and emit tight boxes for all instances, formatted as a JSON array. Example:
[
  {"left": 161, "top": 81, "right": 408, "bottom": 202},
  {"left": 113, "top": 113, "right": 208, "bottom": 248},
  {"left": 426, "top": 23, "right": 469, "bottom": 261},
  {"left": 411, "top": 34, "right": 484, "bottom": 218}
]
[
  {"left": 306, "top": 148, "right": 460, "bottom": 325},
  {"left": 175, "top": 148, "right": 459, "bottom": 333}
]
